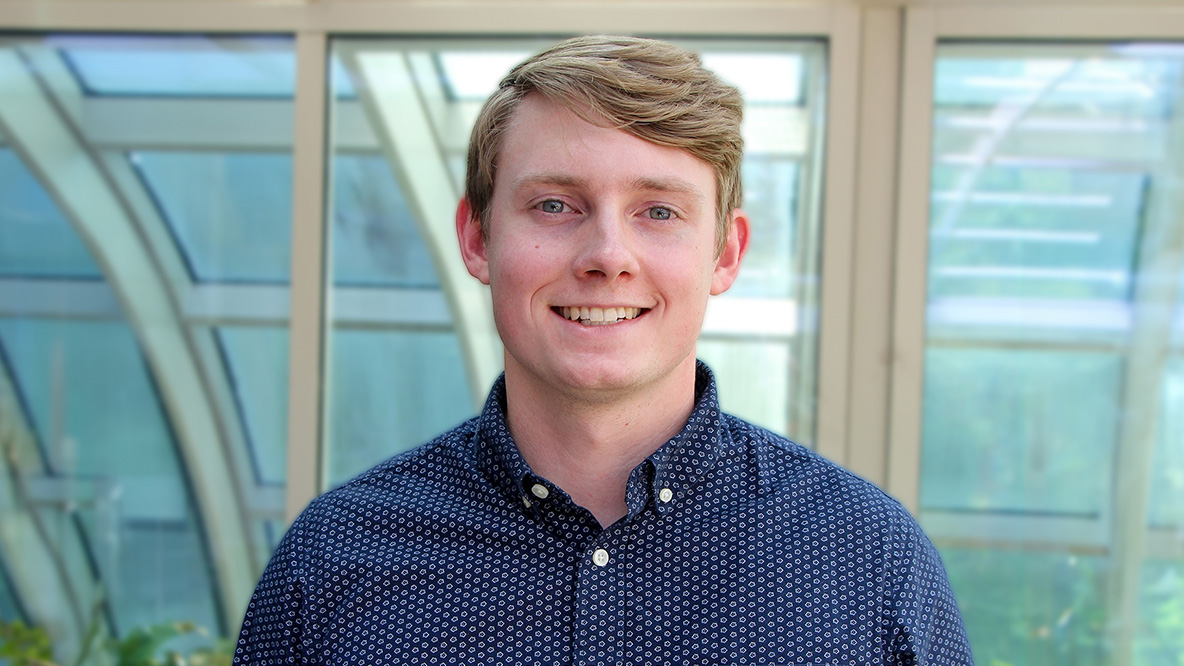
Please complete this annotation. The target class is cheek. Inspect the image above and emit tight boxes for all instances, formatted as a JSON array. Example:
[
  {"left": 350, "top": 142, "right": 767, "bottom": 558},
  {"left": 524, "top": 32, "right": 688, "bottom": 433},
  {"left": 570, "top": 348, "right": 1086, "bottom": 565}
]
[
  {"left": 489, "top": 248, "right": 553, "bottom": 309},
  {"left": 656, "top": 252, "right": 717, "bottom": 297}
]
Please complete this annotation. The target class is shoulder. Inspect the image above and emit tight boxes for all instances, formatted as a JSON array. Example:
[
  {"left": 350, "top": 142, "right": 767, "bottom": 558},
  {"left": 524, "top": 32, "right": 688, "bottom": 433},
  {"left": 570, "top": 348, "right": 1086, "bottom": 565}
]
[
  {"left": 289, "top": 417, "right": 482, "bottom": 544},
  {"left": 722, "top": 413, "right": 916, "bottom": 536}
]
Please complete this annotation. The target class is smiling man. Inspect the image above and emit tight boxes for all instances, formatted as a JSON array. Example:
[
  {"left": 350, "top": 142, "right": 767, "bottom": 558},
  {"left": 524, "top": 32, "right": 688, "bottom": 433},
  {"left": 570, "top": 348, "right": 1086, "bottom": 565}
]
[{"left": 233, "top": 36, "right": 973, "bottom": 665}]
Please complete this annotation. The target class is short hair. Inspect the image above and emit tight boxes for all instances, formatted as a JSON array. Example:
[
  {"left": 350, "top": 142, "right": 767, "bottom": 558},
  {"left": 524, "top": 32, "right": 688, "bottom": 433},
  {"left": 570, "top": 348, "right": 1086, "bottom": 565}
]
[{"left": 464, "top": 35, "right": 744, "bottom": 257}]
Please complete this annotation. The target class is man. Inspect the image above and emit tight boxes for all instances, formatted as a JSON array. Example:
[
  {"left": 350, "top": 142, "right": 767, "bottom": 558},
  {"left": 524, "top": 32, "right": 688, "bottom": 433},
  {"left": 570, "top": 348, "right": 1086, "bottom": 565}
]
[{"left": 234, "top": 35, "right": 972, "bottom": 665}]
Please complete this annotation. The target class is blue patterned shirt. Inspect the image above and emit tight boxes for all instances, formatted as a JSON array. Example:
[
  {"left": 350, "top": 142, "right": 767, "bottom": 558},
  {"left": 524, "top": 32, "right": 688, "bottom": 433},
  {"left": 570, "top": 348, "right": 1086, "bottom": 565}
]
[{"left": 234, "top": 363, "right": 972, "bottom": 665}]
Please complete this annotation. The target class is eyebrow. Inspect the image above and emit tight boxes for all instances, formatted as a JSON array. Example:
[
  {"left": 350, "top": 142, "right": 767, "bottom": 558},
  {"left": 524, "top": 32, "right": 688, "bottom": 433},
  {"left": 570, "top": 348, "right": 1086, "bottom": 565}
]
[
  {"left": 511, "top": 173, "right": 585, "bottom": 191},
  {"left": 511, "top": 172, "right": 706, "bottom": 205},
  {"left": 628, "top": 176, "right": 706, "bottom": 204}
]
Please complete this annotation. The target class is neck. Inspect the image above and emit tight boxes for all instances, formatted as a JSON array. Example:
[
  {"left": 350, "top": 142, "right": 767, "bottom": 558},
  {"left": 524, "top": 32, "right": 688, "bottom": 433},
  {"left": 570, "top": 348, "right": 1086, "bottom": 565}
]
[{"left": 504, "top": 360, "right": 697, "bottom": 528}]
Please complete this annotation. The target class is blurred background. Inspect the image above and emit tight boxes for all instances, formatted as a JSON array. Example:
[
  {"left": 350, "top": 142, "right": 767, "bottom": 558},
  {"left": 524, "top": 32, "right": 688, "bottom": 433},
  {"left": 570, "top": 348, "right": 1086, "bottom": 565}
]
[{"left": 0, "top": 1, "right": 1181, "bottom": 664}]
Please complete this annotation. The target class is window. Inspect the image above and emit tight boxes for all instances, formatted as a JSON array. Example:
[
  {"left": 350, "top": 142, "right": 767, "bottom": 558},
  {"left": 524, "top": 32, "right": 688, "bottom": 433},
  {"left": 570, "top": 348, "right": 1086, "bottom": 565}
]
[
  {"left": 919, "top": 41, "right": 1184, "bottom": 664},
  {"left": 0, "top": 34, "right": 292, "bottom": 648}
]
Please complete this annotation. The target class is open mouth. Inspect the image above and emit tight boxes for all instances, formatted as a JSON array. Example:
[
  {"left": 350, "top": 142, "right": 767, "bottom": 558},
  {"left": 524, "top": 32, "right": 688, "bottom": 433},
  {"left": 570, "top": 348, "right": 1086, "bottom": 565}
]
[{"left": 553, "top": 306, "right": 647, "bottom": 326}]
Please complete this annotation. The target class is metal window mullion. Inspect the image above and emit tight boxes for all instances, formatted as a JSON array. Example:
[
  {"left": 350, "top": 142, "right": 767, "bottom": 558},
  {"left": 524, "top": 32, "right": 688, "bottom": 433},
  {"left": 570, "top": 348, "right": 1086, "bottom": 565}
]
[
  {"left": 813, "top": 3, "right": 861, "bottom": 465},
  {"left": 935, "top": 5, "right": 1184, "bottom": 39},
  {"left": 285, "top": 31, "right": 329, "bottom": 524},
  {"left": 886, "top": 8, "right": 937, "bottom": 514},
  {"left": 845, "top": 7, "right": 903, "bottom": 489}
]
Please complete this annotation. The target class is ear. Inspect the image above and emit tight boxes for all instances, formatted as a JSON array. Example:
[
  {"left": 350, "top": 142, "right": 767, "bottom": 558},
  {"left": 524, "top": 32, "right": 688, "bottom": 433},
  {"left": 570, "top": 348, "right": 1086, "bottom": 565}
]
[
  {"left": 710, "top": 208, "right": 749, "bottom": 295},
  {"left": 456, "top": 198, "right": 490, "bottom": 285}
]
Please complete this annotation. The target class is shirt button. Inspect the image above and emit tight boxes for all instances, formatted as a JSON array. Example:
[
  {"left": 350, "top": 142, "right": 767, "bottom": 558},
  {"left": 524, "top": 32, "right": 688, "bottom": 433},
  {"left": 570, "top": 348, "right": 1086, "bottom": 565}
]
[
  {"left": 530, "top": 483, "right": 550, "bottom": 499},
  {"left": 592, "top": 549, "right": 609, "bottom": 567},
  {"left": 522, "top": 496, "right": 532, "bottom": 508},
  {"left": 659, "top": 488, "right": 673, "bottom": 503}
]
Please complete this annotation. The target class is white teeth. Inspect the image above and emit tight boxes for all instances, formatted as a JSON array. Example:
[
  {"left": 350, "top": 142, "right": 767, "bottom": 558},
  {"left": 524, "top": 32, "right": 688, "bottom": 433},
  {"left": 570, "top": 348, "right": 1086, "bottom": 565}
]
[{"left": 558, "top": 306, "right": 642, "bottom": 325}]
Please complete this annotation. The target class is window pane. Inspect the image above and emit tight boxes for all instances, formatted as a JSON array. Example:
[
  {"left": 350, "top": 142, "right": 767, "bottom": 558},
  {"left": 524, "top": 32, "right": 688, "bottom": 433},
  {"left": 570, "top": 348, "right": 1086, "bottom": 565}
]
[
  {"left": 921, "top": 42, "right": 1184, "bottom": 666},
  {"left": 1139, "top": 559, "right": 1184, "bottom": 661},
  {"left": 0, "top": 34, "right": 292, "bottom": 661},
  {"left": 0, "top": 149, "right": 102, "bottom": 279},
  {"left": 332, "top": 154, "right": 439, "bottom": 288},
  {"left": 134, "top": 151, "right": 293, "bottom": 283},
  {"left": 921, "top": 348, "right": 1117, "bottom": 514},
  {"left": 327, "top": 330, "right": 471, "bottom": 485},
  {"left": 55, "top": 35, "right": 295, "bottom": 98},
  {"left": 323, "top": 37, "right": 827, "bottom": 486},
  {"left": 0, "top": 553, "right": 26, "bottom": 622},
  {"left": 1149, "top": 359, "right": 1184, "bottom": 527},
  {"left": 216, "top": 326, "right": 289, "bottom": 486},
  {"left": 0, "top": 318, "right": 220, "bottom": 636},
  {"left": 944, "top": 549, "right": 1108, "bottom": 664}
]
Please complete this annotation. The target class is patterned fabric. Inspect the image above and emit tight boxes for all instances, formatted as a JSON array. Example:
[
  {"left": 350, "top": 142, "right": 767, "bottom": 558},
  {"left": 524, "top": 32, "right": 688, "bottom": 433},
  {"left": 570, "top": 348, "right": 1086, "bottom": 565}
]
[{"left": 234, "top": 362, "right": 973, "bottom": 665}]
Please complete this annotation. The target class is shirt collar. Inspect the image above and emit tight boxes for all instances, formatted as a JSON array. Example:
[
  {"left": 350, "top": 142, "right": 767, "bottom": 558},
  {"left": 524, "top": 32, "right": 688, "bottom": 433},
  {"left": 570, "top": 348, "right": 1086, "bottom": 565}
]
[{"left": 473, "top": 361, "right": 729, "bottom": 517}]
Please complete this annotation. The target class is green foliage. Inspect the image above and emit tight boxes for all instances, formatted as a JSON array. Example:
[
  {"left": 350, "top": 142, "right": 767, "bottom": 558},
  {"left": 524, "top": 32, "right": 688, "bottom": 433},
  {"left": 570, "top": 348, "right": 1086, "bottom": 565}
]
[
  {"left": 0, "top": 621, "right": 54, "bottom": 666},
  {"left": 1138, "top": 562, "right": 1184, "bottom": 666},
  {"left": 107, "top": 622, "right": 231, "bottom": 666},
  {"left": 0, "top": 619, "right": 232, "bottom": 666}
]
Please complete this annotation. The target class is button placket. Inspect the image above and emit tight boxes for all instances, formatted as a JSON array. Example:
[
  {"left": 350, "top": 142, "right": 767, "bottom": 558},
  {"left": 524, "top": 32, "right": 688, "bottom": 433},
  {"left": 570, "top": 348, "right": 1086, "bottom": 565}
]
[{"left": 574, "top": 529, "right": 628, "bottom": 666}]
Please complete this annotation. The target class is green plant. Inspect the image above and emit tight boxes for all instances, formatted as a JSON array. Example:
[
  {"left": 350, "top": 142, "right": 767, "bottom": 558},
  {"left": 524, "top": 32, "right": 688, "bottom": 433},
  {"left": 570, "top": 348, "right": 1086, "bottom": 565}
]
[
  {"left": 0, "top": 620, "right": 55, "bottom": 666},
  {"left": 0, "top": 619, "right": 232, "bottom": 666}
]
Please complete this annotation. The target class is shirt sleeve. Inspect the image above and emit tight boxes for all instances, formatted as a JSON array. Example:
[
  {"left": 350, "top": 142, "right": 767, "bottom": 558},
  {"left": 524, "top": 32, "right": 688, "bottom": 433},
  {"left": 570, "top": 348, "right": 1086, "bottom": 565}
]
[
  {"left": 885, "top": 510, "right": 974, "bottom": 665},
  {"left": 232, "top": 519, "right": 308, "bottom": 666}
]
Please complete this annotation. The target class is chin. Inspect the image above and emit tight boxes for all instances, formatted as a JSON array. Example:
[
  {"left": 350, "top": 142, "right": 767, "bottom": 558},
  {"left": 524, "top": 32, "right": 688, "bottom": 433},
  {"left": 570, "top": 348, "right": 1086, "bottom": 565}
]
[
  {"left": 557, "top": 358, "right": 688, "bottom": 401},
  {"left": 558, "top": 365, "right": 641, "bottom": 393}
]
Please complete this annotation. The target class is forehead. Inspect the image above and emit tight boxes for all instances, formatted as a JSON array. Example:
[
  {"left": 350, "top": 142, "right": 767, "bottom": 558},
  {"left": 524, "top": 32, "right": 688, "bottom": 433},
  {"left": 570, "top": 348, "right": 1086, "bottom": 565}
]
[{"left": 494, "top": 94, "right": 716, "bottom": 199}]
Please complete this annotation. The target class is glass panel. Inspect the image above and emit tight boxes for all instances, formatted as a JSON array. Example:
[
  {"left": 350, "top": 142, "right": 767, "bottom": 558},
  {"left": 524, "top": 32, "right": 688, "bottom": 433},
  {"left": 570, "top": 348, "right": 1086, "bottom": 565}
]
[
  {"left": 55, "top": 35, "right": 295, "bottom": 98},
  {"left": 0, "top": 557, "right": 24, "bottom": 622},
  {"left": 134, "top": 151, "right": 293, "bottom": 283},
  {"left": 944, "top": 548, "right": 1108, "bottom": 665},
  {"left": 0, "top": 318, "right": 220, "bottom": 636},
  {"left": 921, "top": 42, "right": 1184, "bottom": 665},
  {"left": 0, "top": 149, "right": 102, "bottom": 279},
  {"left": 921, "top": 348, "right": 1117, "bottom": 515},
  {"left": 697, "top": 338, "right": 793, "bottom": 436},
  {"left": 327, "top": 330, "right": 471, "bottom": 485},
  {"left": 216, "top": 327, "right": 289, "bottom": 486},
  {"left": 324, "top": 37, "right": 827, "bottom": 484},
  {"left": 1138, "top": 559, "right": 1184, "bottom": 662},
  {"left": 332, "top": 155, "right": 439, "bottom": 288},
  {"left": 928, "top": 167, "right": 1143, "bottom": 302},
  {"left": 0, "top": 34, "right": 293, "bottom": 662},
  {"left": 437, "top": 51, "right": 531, "bottom": 100},
  {"left": 1149, "top": 358, "right": 1184, "bottom": 528}
]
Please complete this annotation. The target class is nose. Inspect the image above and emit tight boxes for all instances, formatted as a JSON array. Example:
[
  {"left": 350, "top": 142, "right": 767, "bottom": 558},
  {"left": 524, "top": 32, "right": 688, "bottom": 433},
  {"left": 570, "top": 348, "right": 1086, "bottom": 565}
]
[{"left": 574, "top": 210, "right": 639, "bottom": 280}]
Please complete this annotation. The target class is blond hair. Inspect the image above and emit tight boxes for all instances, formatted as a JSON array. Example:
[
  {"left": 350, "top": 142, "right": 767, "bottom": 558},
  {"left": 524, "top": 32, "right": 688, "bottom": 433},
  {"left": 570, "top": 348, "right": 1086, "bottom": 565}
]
[{"left": 464, "top": 35, "right": 744, "bottom": 256}]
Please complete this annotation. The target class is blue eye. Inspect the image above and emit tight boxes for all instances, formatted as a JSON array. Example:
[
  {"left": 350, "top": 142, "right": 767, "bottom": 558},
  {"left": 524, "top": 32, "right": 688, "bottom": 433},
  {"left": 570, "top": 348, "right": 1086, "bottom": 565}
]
[
  {"left": 647, "top": 207, "right": 673, "bottom": 220},
  {"left": 538, "top": 200, "right": 566, "bottom": 213}
]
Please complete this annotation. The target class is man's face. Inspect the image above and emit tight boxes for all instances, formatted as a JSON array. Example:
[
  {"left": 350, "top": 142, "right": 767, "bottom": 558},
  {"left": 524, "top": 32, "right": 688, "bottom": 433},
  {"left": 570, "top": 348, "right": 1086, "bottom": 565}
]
[{"left": 457, "top": 94, "right": 747, "bottom": 401}]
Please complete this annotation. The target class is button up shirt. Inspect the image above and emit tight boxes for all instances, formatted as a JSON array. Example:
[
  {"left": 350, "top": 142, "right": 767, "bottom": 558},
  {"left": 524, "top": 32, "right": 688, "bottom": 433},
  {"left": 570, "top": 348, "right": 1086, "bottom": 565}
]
[{"left": 234, "top": 363, "right": 972, "bottom": 665}]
